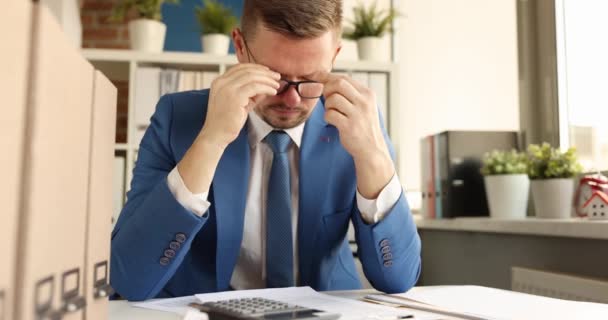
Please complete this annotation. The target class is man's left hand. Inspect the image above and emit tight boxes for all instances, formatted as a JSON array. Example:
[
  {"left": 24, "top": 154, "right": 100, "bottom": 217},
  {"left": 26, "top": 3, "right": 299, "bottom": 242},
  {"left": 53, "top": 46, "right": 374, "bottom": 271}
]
[{"left": 321, "top": 74, "right": 395, "bottom": 199}]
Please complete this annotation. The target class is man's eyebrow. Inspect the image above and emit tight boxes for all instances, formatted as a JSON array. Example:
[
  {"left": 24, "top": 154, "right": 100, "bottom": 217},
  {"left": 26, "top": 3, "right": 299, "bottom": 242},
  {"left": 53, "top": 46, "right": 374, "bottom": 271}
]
[
  {"left": 274, "top": 68, "right": 327, "bottom": 80},
  {"left": 302, "top": 70, "right": 329, "bottom": 80}
]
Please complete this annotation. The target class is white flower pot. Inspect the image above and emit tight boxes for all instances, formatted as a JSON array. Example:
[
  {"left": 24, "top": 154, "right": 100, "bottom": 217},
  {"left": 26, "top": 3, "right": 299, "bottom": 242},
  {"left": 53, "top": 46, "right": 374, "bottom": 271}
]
[
  {"left": 337, "top": 38, "right": 359, "bottom": 61},
  {"left": 531, "top": 178, "right": 575, "bottom": 219},
  {"left": 484, "top": 174, "right": 530, "bottom": 219},
  {"left": 357, "top": 36, "right": 387, "bottom": 61},
  {"left": 128, "top": 19, "right": 166, "bottom": 53},
  {"left": 201, "top": 34, "right": 230, "bottom": 55}
]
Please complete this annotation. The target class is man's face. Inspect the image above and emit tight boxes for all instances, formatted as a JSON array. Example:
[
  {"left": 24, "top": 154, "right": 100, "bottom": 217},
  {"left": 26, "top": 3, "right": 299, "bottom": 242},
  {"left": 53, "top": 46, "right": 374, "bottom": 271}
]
[{"left": 234, "top": 25, "right": 340, "bottom": 129}]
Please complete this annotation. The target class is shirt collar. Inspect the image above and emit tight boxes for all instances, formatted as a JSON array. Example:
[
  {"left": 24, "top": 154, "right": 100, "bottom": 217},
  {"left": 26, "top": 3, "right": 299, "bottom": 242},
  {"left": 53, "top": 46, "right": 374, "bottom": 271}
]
[{"left": 247, "top": 110, "right": 305, "bottom": 149}]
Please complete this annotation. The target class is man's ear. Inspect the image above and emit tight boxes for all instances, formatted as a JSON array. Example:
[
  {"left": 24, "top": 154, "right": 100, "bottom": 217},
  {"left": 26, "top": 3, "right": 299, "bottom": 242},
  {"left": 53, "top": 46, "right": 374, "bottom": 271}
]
[
  {"left": 331, "top": 42, "right": 343, "bottom": 69},
  {"left": 232, "top": 28, "right": 247, "bottom": 63}
]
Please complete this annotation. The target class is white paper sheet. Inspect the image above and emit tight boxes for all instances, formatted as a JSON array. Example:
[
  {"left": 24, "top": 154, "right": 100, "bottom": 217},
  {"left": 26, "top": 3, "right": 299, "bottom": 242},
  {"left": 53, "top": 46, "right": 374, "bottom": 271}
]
[
  {"left": 132, "top": 295, "right": 200, "bottom": 316},
  {"left": 398, "top": 285, "right": 608, "bottom": 320},
  {"left": 195, "top": 286, "right": 437, "bottom": 320}
]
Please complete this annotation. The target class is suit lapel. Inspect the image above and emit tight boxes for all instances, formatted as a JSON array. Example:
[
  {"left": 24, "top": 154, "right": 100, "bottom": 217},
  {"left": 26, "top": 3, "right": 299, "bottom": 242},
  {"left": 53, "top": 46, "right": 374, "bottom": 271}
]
[
  {"left": 298, "top": 98, "right": 339, "bottom": 287},
  {"left": 213, "top": 126, "right": 250, "bottom": 290}
]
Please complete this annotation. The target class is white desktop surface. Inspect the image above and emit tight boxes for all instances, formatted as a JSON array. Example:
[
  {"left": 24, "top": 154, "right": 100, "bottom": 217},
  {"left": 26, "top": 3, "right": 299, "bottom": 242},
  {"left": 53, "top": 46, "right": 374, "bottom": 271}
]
[
  {"left": 108, "top": 290, "right": 465, "bottom": 320},
  {"left": 110, "top": 300, "right": 180, "bottom": 320},
  {"left": 108, "top": 290, "right": 377, "bottom": 320}
]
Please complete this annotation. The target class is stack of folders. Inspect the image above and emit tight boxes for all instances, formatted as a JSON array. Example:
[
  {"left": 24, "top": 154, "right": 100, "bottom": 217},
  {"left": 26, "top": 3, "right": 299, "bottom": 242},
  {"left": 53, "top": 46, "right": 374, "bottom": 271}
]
[
  {"left": 133, "top": 67, "right": 220, "bottom": 147},
  {"left": 420, "top": 131, "right": 519, "bottom": 219},
  {"left": 3, "top": 2, "right": 118, "bottom": 319}
]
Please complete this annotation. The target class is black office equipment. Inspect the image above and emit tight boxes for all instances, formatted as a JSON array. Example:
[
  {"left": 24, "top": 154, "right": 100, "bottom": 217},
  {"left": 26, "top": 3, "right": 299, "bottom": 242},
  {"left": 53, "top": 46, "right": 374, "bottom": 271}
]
[
  {"left": 188, "top": 297, "right": 340, "bottom": 320},
  {"left": 420, "top": 131, "right": 519, "bottom": 218}
]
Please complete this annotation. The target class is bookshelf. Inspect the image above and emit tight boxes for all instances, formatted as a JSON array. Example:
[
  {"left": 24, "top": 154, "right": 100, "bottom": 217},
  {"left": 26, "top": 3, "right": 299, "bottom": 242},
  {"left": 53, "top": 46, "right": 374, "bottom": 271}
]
[{"left": 82, "top": 49, "right": 402, "bottom": 217}]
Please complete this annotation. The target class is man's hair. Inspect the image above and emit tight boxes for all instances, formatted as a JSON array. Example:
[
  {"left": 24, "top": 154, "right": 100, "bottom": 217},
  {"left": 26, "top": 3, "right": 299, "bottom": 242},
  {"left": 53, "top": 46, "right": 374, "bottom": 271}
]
[{"left": 241, "top": 0, "right": 342, "bottom": 40}]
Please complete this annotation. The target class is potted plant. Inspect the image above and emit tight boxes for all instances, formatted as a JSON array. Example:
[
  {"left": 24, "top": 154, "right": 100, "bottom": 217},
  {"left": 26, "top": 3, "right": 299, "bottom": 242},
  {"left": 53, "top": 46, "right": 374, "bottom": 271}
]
[
  {"left": 527, "top": 143, "right": 583, "bottom": 219},
  {"left": 195, "top": 0, "right": 238, "bottom": 55},
  {"left": 110, "top": 0, "right": 180, "bottom": 53},
  {"left": 344, "top": 1, "right": 398, "bottom": 61},
  {"left": 481, "top": 149, "right": 530, "bottom": 219}
]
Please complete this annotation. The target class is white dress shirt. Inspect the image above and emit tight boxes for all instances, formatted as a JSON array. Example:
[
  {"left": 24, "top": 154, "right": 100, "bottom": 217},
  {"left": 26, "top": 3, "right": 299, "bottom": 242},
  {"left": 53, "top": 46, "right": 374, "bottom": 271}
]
[{"left": 166, "top": 111, "right": 402, "bottom": 289}]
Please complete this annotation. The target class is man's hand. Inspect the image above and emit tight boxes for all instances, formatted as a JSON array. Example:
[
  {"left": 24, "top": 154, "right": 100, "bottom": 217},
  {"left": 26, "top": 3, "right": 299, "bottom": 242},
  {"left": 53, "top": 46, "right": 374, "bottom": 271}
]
[
  {"left": 177, "top": 64, "right": 280, "bottom": 194},
  {"left": 321, "top": 74, "right": 395, "bottom": 199},
  {"left": 200, "top": 64, "right": 281, "bottom": 148}
]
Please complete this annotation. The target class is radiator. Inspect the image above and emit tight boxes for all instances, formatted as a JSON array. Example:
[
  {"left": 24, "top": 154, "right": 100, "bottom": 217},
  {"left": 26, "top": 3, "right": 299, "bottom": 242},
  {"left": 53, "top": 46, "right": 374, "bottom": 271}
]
[{"left": 511, "top": 266, "right": 608, "bottom": 303}]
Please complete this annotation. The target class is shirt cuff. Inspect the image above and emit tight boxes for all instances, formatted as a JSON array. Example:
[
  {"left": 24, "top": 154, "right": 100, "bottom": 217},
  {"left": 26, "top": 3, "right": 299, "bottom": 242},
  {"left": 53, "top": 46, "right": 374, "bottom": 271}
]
[
  {"left": 356, "top": 173, "right": 403, "bottom": 224},
  {"left": 167, "top": 167, "right": 211, "bottom": 217}
]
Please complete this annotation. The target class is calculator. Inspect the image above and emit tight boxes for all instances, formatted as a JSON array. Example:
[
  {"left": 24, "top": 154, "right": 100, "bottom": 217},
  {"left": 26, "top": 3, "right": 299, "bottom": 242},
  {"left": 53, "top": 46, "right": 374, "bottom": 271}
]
[{"left": 188, "top": 297, "right": 341, "bottom": 320}]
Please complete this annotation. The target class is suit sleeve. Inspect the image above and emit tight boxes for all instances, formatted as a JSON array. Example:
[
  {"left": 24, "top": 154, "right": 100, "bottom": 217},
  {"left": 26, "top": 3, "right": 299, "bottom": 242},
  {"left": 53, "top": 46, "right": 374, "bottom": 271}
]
[
  {"left": 351, "top": 110, "right": 422, "bottom": 293},
  {"left": 110, "top": 94, "right": 210, "bottom": 301}
]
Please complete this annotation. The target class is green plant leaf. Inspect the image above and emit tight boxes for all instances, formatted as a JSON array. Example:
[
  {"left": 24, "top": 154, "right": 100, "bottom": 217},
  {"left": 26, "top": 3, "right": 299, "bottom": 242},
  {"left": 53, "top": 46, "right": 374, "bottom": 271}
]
[
  {"left": 195, "top": 0, "right": 239, "bottom": 35},
  {"left": 481, "top": 149, "right": 528, "bottom": 176},
  {"left": 344, "top": 1, "right": 399, "bottom": 40},
  {"left": 526, "top": 142, "right": 583, "bottom": 179},
  {"left": 109, "top": 0, "right": 180, "bottom": 22}
]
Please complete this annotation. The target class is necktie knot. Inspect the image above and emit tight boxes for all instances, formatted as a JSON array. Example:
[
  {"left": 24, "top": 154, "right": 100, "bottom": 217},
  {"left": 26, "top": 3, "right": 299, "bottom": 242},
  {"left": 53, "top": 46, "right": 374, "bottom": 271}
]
[{"left": 265, "top": 130, "right": 292, "bottom": 154}]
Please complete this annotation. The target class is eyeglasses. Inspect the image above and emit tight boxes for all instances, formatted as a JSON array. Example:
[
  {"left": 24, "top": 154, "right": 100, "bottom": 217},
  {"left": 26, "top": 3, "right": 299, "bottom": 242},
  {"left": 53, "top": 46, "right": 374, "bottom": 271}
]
[{"left": 243, "top": 38, "right": 324, "bottom": 99}]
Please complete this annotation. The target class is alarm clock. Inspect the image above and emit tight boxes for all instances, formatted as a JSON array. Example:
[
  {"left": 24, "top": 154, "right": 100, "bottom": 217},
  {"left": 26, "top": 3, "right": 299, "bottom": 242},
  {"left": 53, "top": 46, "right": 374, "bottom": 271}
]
[{"left": 574, "top": 173, "right": 608, "bottom": 217}]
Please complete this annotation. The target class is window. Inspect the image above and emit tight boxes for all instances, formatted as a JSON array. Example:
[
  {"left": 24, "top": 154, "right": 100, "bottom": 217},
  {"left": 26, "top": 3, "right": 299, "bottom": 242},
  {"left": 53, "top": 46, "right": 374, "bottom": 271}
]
[{"left": 555, "top": 0, "right": 608, "bottom": 172}]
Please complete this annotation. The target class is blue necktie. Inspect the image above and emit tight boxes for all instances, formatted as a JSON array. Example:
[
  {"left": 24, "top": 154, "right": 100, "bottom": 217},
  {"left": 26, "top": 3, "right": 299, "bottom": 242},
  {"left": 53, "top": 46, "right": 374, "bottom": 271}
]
[{"left": 265, "top": 130, "right": 294, "bottom": 288}]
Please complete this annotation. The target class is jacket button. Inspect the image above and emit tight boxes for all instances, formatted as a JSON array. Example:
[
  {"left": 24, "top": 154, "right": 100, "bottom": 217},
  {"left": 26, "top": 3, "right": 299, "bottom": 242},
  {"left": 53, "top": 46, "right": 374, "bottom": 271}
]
[
  {"left": 160, "top": 257, "right": 170, "bottom": 266},
  {"left": 379, "top": 239, "right": 390, "bottom": 247},
  {"left": 383, "top": 252, "right": 393, "bottom": 260},
  {"left": 164, "top": 249, "right": 176, "bottom": 258},
  {"left": 384, "top": 260, "right": 393, "bottom": 267},
  {"left": 175, "top": 233, "right": 187, "bottom": 243},
  {"left": 381, "top": 246, "right": 390, "bottom": 254},
  {"left": 169, "top": 241, "right": 181, "bottom": 250}
]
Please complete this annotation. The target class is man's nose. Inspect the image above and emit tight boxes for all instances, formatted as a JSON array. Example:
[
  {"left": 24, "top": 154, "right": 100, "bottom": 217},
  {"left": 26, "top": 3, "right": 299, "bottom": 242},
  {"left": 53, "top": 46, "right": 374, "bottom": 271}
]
[{"left": 279, "top": 84, "right": 302, "bottom": 108}]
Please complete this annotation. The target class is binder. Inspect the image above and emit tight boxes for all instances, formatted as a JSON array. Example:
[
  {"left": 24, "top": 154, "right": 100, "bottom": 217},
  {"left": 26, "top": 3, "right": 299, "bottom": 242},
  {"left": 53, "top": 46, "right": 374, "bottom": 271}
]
[
  {"left": 420, "top": 136, "right": 436, "bottom": 219},
  {"left": 428, "top": 136, "right": 437, "bottom": 219},
  {"left": 1, "top": 0, "right": 32, "bottom": 319},
  {"left": 83, "top": 71, "right": 117, "bottom": 320},
  {"left": 14, "top": 4, "right": 94, "bottom": 320},
  {"left": 433, "top": 134, "right": 443, "bottom": 218}
]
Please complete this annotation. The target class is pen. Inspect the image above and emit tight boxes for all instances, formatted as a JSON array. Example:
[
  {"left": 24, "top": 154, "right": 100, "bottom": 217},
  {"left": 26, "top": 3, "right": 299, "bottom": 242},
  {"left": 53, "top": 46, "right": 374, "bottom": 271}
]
[{"left": 365, "top": 295, "right": 490, "bottom": 320}]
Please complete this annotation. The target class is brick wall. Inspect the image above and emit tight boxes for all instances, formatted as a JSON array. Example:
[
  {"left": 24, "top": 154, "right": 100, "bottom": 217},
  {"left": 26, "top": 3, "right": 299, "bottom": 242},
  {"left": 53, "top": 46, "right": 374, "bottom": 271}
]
[
  {"left": 81, "top": 0, "right": 132, "bottom": 143},
  {"left": 81, "top": 0, "right": 131, "bottom": 49}
]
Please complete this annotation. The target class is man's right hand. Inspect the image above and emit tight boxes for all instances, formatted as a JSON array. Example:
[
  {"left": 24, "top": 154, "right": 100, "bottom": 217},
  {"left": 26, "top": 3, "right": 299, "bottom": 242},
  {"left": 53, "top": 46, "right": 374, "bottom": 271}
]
[
  {"left": 176, "top": 64, "right": 280, "bottom": 195},
  {"left": 199, "top": 64, "right": 281, "bottom": 149}
]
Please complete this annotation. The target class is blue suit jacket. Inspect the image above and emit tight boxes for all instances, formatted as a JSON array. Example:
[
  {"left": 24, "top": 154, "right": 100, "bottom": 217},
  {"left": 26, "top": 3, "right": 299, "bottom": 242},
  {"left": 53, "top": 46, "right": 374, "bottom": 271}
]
[{"left": 110, "top": 90, "right": 421, "bottom": 301}]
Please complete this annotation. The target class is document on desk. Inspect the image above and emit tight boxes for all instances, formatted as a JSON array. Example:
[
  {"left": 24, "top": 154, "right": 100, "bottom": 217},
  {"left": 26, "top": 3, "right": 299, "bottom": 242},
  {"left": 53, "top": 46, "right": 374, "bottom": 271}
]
[
  {"left": 195, "top": 286, "right": 436, "bottom": 320},
  {"left": 132, "top": 295, "right": 200, "bottom": 315},
  {"left": 133, "top": 287, "right": 425, "bottom": 319},
  {"left": 375, "top": 285, "right": 608, "bottom": 320}
]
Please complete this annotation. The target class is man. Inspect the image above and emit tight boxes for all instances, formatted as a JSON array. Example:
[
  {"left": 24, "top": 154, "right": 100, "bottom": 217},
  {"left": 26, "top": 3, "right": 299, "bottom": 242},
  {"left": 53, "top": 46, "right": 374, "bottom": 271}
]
[{"left": 110, "top": 0, "right": 421, "bottom": 301}]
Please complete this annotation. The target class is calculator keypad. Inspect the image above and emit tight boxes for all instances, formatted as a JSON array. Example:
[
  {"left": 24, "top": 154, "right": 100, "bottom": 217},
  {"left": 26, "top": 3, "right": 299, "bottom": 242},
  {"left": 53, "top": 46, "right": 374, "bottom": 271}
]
[{"left": 203, "top": 297, "right": 306, "bottom": 317}]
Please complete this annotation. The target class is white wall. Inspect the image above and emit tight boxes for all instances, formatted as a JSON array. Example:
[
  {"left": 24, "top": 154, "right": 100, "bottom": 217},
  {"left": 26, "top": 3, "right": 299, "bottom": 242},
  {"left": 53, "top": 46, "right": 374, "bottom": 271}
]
[{"left": 394, "top": 0, "right": 520, "bottom": 201}]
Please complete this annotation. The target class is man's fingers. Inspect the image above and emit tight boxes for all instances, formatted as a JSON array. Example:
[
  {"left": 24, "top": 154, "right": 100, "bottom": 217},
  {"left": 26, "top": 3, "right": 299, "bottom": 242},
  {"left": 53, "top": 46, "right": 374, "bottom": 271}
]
[
  {"left": 325, "top": 93, "right": 356, "bottom": 117},
  {"left": 232, "top": 73, "right": 280, "bottom": 91},
  {"left": 324, "top": 108, "right": 348, "bottom": 130},
  {"left": 239, "top": 82, "right": 278, "bottom": 102},
  {"left": 223, "top": 63, "right": 280, "bottom": 79},
  {"left": 323, "top": 76, "right": 365, "bottom": 107}
]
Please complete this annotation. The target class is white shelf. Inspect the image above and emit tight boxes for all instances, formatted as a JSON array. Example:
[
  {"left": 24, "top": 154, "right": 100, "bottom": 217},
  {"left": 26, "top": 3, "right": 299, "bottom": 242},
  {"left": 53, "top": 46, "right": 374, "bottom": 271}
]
[
  {"left": 415, "top": 216, "right": 608, "bottom": 240},
  {"left": 82, "top": 49, "right": 397, "bottom": 73},
  {"left": 114, "top": 143, "right": 129, "bottom": 151}
]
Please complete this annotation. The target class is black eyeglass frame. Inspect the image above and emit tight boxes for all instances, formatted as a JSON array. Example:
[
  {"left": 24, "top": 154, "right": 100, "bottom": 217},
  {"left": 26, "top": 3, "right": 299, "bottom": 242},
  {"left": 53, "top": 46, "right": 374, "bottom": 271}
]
[{"left": 242, "top": 37, "right": 324, "bottom": 99}]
